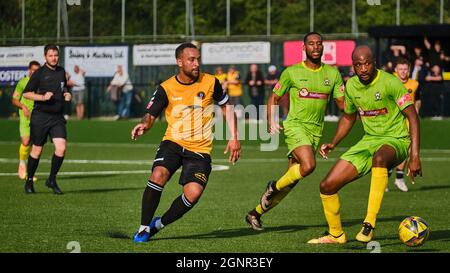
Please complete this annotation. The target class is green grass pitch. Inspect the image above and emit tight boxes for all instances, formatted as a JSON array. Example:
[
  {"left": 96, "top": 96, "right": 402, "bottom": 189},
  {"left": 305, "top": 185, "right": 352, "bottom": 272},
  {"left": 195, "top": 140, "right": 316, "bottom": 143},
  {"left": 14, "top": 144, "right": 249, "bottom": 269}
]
[{"left": 0, "top": 118, "right": 449, "bottom": 253}]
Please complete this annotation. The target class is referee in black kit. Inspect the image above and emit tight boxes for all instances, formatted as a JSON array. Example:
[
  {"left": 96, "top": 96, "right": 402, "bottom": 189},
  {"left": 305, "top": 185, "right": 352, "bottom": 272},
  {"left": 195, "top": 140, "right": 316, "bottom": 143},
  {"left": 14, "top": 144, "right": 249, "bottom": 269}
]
[{"left": 23, "top": 44, "right": 72, "bottom": 195}]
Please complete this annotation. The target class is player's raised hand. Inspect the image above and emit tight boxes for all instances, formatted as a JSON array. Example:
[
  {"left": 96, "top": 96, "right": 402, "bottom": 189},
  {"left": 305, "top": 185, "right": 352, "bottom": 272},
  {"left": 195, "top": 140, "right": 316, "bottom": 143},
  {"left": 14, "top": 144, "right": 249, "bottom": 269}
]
[
  {"left": 407, "top": 155, "right": 422, "bottom": 184},
  {"left": 224, "top": 139, "right": 241, "bottom": 165},
  {"left": 131, "top": 123, "right": 147, "bottom": 140},
  {"left": 319, "top": 143, "right": 335, "bottom": 159},
  {"left": 63, "top": 92, "right": 72, "bottom": 102},
  {"left": 268, "top": 122, "right": 283, "bottom": 135},
  {"left": 43, "top": 92, "right": 53, "bottom": 101}
]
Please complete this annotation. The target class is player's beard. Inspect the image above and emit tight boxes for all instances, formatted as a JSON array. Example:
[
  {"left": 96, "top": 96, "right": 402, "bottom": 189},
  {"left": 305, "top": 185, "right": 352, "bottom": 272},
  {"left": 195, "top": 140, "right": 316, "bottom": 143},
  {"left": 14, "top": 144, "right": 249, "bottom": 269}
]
[
  {"left": 185, "top": 68, "right": 200, "bottom": 80},
  {"left": 306, "top": 50, "right": 322, "bottom": 64},
  {"left": 46, "top": 60, "right": 58, "bottom": 69}
]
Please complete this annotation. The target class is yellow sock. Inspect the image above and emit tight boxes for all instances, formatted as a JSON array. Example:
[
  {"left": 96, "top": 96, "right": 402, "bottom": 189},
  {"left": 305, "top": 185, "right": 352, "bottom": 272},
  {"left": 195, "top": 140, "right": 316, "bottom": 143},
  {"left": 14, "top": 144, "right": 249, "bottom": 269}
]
[
  {"left": 320, "top": 193, "right": 344, "bottom": 237},
  {"left": 364, "top": 167, "right": 388, "bottom": 228},
  {"left": 254, "top": 164, "right": 301, "bottom": 215},
  {"left": 19, "top": 144, "right": 30, "bottom": 162},
  {"left": 255, "top": 204, "right": 265, "bottom": 215},
  {"left": 255, "top": 187, "right": 293, "bottom": 215},
  {"left": 275, "top": 163, "right": 302, "bottom": 191}
]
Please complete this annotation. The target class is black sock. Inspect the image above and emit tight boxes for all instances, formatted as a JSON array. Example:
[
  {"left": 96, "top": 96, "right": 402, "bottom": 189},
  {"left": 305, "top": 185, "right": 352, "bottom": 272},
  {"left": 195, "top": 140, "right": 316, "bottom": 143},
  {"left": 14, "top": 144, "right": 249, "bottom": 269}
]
[
  {"left": 27, "top": 155, "right": 40, "bottom": 180},
  {"left": 396, "top": 170, "right": 404, "bottom": 179},
  {"left": 141, "top": 181, "right": 164, "bottom": 226},
  {"left": 161, "top": 194, "right": 195, "bottom": 226},
  {"left": 49, "top": 154, "right": 64, "bottom": 181}
]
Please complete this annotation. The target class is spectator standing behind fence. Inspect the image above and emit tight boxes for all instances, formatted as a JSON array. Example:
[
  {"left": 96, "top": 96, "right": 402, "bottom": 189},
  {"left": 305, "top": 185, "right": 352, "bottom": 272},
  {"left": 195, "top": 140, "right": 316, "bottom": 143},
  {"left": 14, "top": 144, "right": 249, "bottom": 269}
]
[
  {"left": 108, "top": 65, "right": 133, "bottom": 120},
  {"left": 214, "top": 66, "right": 227, "bottom": 91},
  {"left": 226, "top": 65, "right": 243, "bottom": 119},
  {"left": 425, "top": 64, "right": 444, "bottom": 118},
  {"left": 424, "top": 37, "right": 450, "bottom": 69},
  {"left": 383, "top": 43, "right": 406, "bottom": 73},
  {"left": 265, "top": 65, "right": 287, "bottom": 119},
  {"left": 69, "top": 65, "right": 86, "bottom": 120},
  {"left": 246, "top": 64, "right": 265, "bottom": 120}
]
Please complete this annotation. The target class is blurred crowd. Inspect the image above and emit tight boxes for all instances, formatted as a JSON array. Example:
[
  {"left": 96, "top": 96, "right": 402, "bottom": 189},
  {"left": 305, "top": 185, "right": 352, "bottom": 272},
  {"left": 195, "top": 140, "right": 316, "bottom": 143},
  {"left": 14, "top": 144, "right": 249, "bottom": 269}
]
[{"left": 214, "top": 64, "right": 288, "bottom": 121}]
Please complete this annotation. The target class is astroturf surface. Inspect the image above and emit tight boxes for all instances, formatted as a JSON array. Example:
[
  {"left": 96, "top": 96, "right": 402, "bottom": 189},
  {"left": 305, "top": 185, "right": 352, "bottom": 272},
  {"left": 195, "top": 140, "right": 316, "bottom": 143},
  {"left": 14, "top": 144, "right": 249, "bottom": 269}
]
[{"left": 0, "top": 118, "right": 449, "bottom": 253}]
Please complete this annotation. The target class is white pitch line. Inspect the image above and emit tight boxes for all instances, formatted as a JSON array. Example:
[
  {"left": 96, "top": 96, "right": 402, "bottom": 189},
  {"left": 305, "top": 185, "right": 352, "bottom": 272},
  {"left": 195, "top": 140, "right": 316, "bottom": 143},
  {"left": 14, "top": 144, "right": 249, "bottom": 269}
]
[
  {"left": 0, "top": 165, "right": 229, "bottom": 177},
  {"left": 1, "top": 157, "right": 450, "bottom": 166},
  {"left": 1, "top": 141, "right": 450, "bottom": 153}
]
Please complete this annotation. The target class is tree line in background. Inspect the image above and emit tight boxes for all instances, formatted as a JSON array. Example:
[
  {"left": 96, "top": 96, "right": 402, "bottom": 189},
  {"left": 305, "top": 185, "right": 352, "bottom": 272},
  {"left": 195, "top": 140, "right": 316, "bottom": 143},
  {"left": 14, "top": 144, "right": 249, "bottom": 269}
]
[{"left": 1, "top": 0, "right": 449, "bottom": 44}]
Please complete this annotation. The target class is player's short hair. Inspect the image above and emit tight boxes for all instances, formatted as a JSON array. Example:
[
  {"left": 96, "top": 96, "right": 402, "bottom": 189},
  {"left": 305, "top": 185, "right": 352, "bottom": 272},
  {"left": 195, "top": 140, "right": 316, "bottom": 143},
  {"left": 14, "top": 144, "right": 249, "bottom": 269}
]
[
  {"left": 396, "top": 57, "right": 410, "bottom": 67},
  {"left": 44, "top": 44, "right": 59, "bottom": 55},
  {"left": 28, "top": 60, "right": 40, "bottom": 69},
  {"left": 175, "top": 43, "right": 198, "bottom": 59},
  {"left": 303, "top": 31, "right": 323, "bottom": 44}
]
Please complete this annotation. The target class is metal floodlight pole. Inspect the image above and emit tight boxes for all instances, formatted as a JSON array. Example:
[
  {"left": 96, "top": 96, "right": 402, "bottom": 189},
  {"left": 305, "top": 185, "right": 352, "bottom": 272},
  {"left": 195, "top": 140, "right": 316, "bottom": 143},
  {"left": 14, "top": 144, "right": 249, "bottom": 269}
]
[
  {"left": 352, "top": 0, "right": 358, "bottom": 35},
  {"left": 226, "top": 0, "right": 230, "bottom": 36},
  {"left": 153, "top": 0, "right": 157, "bottom": 41},
  {"left": 185, "top": 0, "right": 189, "bottom": 37},
  {"left": 396, "top": 0, "right": 400, "bottom": 26},
  {"left": 121, "top": 0, "right": 125, "bottom": 42},
  {"left": 21, "top": 0, "right": 25, "bottom": 44},
  {"left": 190, "top": 0, "right": 195, "bottom": 38},
  {"left": 267, "top": 0, "right": 271, "bottom": 37},
  {"left": 57, "top": 0, "right": 61, "bottom": 42},
  {"left": 440, "top": 0, "right": 444, "bottom": 24},
  {"left": 62, "top": 0, "right": 70, "bottom": 42},
  {"left": 310, "top": 0, "right": 314, "bottom": 32},
  {"left": 90, "top": 0, "right": 94, "bottom": 43}
]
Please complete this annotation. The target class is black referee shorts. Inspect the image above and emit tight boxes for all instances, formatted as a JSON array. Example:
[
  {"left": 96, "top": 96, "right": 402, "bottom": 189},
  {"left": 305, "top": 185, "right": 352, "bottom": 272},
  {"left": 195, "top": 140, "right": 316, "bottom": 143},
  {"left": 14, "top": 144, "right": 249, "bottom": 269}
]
[
  {"left": 30, "top": 111, "right": 67, "bottom": 146},
  {"left": 152, "top": 140, "right": 212, "bottom": 187}
]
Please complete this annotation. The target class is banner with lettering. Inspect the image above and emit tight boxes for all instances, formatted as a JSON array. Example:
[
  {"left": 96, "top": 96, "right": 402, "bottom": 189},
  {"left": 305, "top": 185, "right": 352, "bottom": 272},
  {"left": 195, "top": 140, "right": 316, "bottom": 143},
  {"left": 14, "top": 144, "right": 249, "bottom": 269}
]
[
  {"left": 133, "top": 44, "right": 180, "bottom": 66},
  {"left": 201, "top": 42, "right": 271, "bottom": 64},
  {"left": 0, "top": 46, "right": 45, "bottom": 67},
  {"left": 64, "top": 46, "right": 129, "bottom": 77},
  {"left": 0, "top": 67, "right": 28, "bottom": 86}
]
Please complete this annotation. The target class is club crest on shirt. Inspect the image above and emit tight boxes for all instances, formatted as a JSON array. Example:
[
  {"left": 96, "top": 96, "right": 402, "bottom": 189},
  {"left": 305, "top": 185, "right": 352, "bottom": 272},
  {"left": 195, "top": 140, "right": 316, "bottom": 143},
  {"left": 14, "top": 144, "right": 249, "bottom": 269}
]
[
  {"left": 196, "top": 91, "right": 205, "bottom": 100},
  {"left": 60, "top": 82, "right": 65, "bottom": 90},
  {"left": 375, "top": 91, "right": 381, "bottom": 101},
  {"left": 299, "top": 88, "right": 309, "bottom": 97},
  {"left": 324, "top": 78, "right": 330, "bottom": 86}
]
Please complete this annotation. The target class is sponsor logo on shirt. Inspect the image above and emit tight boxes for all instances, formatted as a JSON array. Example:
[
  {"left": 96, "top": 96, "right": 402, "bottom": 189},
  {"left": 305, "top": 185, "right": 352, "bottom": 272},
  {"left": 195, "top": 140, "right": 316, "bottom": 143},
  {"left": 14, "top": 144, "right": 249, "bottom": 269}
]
[
  {"left": 171, "top": 96, "right": 182, "bottom": 101},
  {"left": 146, "top": 99, "right": 154, "bottom": 110},
  {"left": 274, "top": 82, "right": 281, "bottom": 90},
  {"left": 397, "top": 93, "right": 412, "bottom": 107},
  {"left": 298, "top": 88, "right": 329, "bottom": 100},
  {"left": 357, "top": 106, "right": 388, "bottom": 117}
]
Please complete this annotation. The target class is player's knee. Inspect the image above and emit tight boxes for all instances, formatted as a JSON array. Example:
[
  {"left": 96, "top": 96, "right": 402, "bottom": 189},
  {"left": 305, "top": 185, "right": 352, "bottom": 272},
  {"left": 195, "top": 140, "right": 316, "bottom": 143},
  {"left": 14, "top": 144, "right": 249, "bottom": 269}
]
[
  {"left": 55, "top": 146, "right": 66, "bottom": 156},
  {"left": 372, "top": 154, "right": 387, "bottom": 167},
  {"left": 22, "top": 139, "right": 30, "bottom": 146},
  {"left": 320, "top": 179, "right": 337, "bottom": 195},
  {"left": 300, "top": 162, "right": 316, "bottom": 177},
  {"left": 31, "top": 146, "right": 43, "bottom": 157},
  {"left": 183, "top": 183, "right": 204, "bottom": 204},
  {"left": 150, "top": 168, "right": 170, "bottom": 185}
]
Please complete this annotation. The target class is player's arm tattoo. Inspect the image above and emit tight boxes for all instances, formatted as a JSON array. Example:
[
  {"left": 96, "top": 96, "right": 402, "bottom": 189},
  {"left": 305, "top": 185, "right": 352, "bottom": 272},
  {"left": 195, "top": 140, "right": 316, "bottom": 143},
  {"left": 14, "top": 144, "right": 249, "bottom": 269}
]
[{"left": 141, "top": 113, "right": 156, "bottom": 130}]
